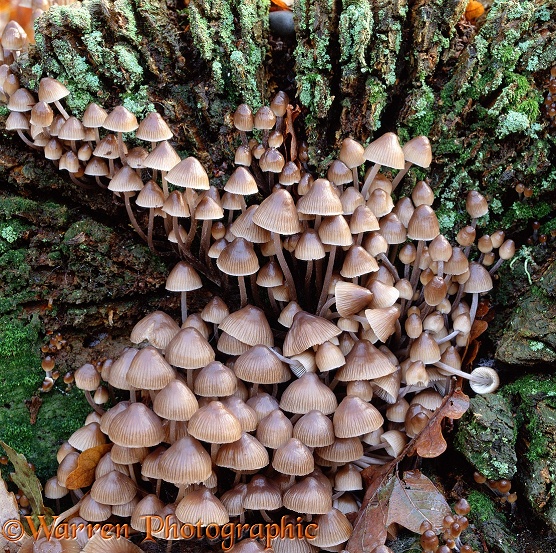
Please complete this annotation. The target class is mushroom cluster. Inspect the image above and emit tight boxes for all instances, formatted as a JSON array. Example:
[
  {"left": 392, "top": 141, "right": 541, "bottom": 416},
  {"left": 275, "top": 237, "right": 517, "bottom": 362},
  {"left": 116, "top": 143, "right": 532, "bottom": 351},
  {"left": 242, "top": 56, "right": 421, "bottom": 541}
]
[{"left": 2, "top": 58, "right": 516, "bottom": 551}]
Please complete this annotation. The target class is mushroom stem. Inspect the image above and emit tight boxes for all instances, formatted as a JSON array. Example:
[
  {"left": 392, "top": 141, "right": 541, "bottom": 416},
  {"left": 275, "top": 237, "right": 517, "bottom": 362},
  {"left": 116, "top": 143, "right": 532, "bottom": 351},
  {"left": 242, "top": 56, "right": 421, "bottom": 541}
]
[
  {"left": 270, "top": 348, "right": 306, "bottom": 377},
  {"left": 351, "top": 167, "right": 359, "bottom": 192},
  {"left": 250, "top": 273, "right": 261, "bottom": 307},
  {"left": 16, "top": 130, "right": 40, "bottom": 149},
  {"left": 433, "top": 361, "right": 483, "bottom": 382},
  {"left": 360, "top": 163, "right": 382, "bottom": 199},
  {"left": 377, "top": 252, "right": 400, "bottom": 281},
  {"left": 319, "top": 296, "right": 336, "bottom": 318},
  {"left": 84, "top": 391, "right": 105, "bottom": 415},
  {"left": 123, "top": 193, "right": 149, "bottom": 243},
  {"left": 176, "top": 484, "right": 189, "bottom": 502},
  {"left": 391, "top": 161, "right": 412, "bottom": 191},
  {"left": 272, "top": 232, "right": 297, "bottom": 302},
  {"left": 469, "top": 292, "right": 479, "bottom": 328},
  {"left": 54, "top": 100, "right": 70, "bottom": 121},
  {"left": 268, "top": 288, "right": 279, "bottom": 315},
  {"left": 436, "top": 330, "right": 459, "bottom": 344},
  {"left": 116, "top": 132, "right": 127, "bottom": 166},
  {"left": 238, "top": 276, "right": 248, "bottom": 308},
  {"left": 260, "top": 510, "right": 273, "bottom": 523},
  {"left": 317, "top": 245, "right": 336, "bottom": 314},
  {"left": 180, "top": 291, "right": 188, "bottom": 325},
  {"left": 489, "top": 258, "right": 504, "bottom": 275},
  {"left": 199, "top": 220, "right": 211, "bottom": 263},
  {"left": 210, "top": 443, "right": 220, "bottom": 463},
  {"left": 409, "top": 239, "right": 425, "bottom": 290},
  {"left": 147, "top": 208, "right": 156, "bottom": 253},
  {"left": 304, "top": 260, "right": 313, "bottom": 298}
]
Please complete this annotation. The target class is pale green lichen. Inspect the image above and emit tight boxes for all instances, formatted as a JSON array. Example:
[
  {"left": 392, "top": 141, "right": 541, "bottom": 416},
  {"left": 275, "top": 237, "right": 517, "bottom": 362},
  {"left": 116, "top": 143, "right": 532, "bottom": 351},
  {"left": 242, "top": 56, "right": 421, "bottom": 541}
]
[
  {"left": 496, "top": 110, "right": 531, "bottom": 138},
  {"left": 187, "top": 0, "right": 268, "bottom": 108},
  {"left": 339, "top": 0, "right": 373, "bottom": 75}
]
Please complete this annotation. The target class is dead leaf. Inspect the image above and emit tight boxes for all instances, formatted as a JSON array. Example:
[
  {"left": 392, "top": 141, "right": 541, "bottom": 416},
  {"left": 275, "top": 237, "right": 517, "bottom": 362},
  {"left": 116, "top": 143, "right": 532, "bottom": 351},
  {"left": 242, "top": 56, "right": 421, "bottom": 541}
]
[
  {"left": 65, "top": 444, "right": 112, "bottom": 490},
  {"left": 412, "top": 389, "right": 470, "bottom": 458},
  {"left": 0, "top": 441, "right": 47, "bottom": 518},
  {"left": 346, "top": 464, "right": 396, "bottom": 553},
  {"left": 386, "top": 470, "right": 452, "bottom": 533},
  {"left": 469, "top": 319, "right": 488, "bottom": 343},
  {"left": 25, "top": 395, "right": 42, "bottom": 425},
  {"left": 0, "top": 475, "right": 28, "bottom": 552}
]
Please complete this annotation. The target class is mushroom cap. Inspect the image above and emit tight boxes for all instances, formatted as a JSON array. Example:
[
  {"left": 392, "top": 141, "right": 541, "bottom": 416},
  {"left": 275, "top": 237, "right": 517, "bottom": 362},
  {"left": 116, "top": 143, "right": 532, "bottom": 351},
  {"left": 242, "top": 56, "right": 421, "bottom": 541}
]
[
  {"left": 108, "top": 402, "right": 165, "bottom": 447},
  {"left": 216, "top": 433, "right": 270, "bottom": 470},
  {"left": 136, "top": 180, "right": 165, "bottom": 208},
  {"left": 336, "top": 339, "right": 398, "bottom": 381},
  {"left": 217, "top": 237, "right": 260, "bottom": 276},
  {"left": 158, "top": 436, "right": 212, "bottom": 484},
  {"left": 82, "top": 103, "right": 108, "bottom": 127},
  {"left": 464, "top": 262, "right": 493, "bottom": 293},
  {"left": 297, "top": 178, "right": 343, "bottom": 216},
  {"left": 125, "top": 345, "right": 175, "bottom": 390},
  {"left": 135, "top": 111, "right": 173, "bottom": 142},
  {"left": 293, "top": 410, "right": 335, "bottom": 448},
  {"left": 252, "top": 188, "right": 302, "bottom": 235},
  {"left": 234, "top": 103, "right": 254, "bottom": 131},
  {"left": 129, "top": 310, "right": 180, "bottom": 349},
  {"left": 225, "top": 166, "right": 258, "bottom": 195},
  {"left": 103, "top": 105, "right": 139, "bottom": 133},
  {"left": 219, "top": 305, "right": 274, "bottom": 347},
  {"left": 231, "top": 205, "right": 272, "bottom": 243},
  {"left": 234, "top": 345, "right": 291, "bottom": 384},
  {"left": 166, "top": 261, "right": 202, "bottom": 292},
  {"left": 280, "top": 373, "right": 338, "bottom": 415},
  {"left": 153, "top": 378, "right": 198, "bottom": 420},
  {"left": 339, "top": 137, "right": 365, "bottom": 168},
  {"left": 143, "top": 140, "right": 181, "bottom": 171},
  {"left": 402, "top": 135, "right": 432, "bottom": 168},
  {"left": 333, "top": 396, "right": 384, "bottom": 438},
  {"left": 283, "top": 311, "right": 341, "bottom": 356},
  {"left": 272, "top": 438, "right": 315, "bottom": 476},
  {"left": 187, "top": 401, "right": 242, "bottom": 443},
  {"left": 166, "top": 156, "right": 210, "bottom": 189},
  {"left": 283, "top": 476, "right": 332, "bottom": 514},
  {"left": 175, "top": 487, "right": 229, "bottom": 526},
  {"left": 108, "top": 165, "right": 144, "bottom": 193},
  {"left": 90, "top": 470, "right": 137, "bottom": 506},
  {"left": 256, "top": 409, "right": 294, "bottom": 449},
  {"left": 67, "top": 422, "right": 106, "bottom": 451},
  {"left": 407, "top": 204, "right": 440, "bottom": 241},
  {"left": 363, "top": 132, "right": 405, "bottom": 169},
  {"left": 165, "top": 327, "right": 215, "bottom": 369},
  {"left": 469, "top": 366, "right": 500, "bottom": 394},
  {"left": 38, "top": 77, "right": 69, "bottom": 103}
]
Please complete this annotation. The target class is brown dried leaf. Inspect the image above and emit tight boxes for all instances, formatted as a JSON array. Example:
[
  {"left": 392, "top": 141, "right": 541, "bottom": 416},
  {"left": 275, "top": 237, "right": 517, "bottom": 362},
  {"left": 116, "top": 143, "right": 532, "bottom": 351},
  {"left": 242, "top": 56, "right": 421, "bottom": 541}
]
[
  {"left": 65, "top": 443, "right": 113, "bottom": 490},
  {"left": 386, "top": 470, "right": 452, "bottom": 533},
  {"left": 413, "top": 389, "right": 470, "bottom": 458},
  {"left": 0, "top": 441, "right": 46, "bottom": 517},
  {"left": 346, "top": 464, "right": 396, "bottom": 553},
  {"left": 0, "top": 475, "right": 23, "bottom": 552}
]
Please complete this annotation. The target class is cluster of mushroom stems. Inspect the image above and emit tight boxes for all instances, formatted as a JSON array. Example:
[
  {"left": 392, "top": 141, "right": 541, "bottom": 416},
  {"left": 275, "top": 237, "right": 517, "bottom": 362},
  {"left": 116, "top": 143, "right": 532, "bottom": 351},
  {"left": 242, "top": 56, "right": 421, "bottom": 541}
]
[{"left": 1, "top": 42, "right": 519, "bottom": 553}]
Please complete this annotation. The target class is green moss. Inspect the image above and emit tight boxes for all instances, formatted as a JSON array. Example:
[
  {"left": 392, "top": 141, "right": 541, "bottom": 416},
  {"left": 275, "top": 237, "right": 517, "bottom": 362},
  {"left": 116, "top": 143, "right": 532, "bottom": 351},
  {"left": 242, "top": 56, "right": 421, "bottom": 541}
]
[
  {"left": 504, "top": 374, "right": 556, "bottom": 462},
  {"left": 120, "top": 85, "right": 155, "bottom": 118},
  {"left": 0, "top": 314, "right": 89, "bottom": 481},
  {"left": 467, "top": 490, "right": 500, "bottom": 524}
]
